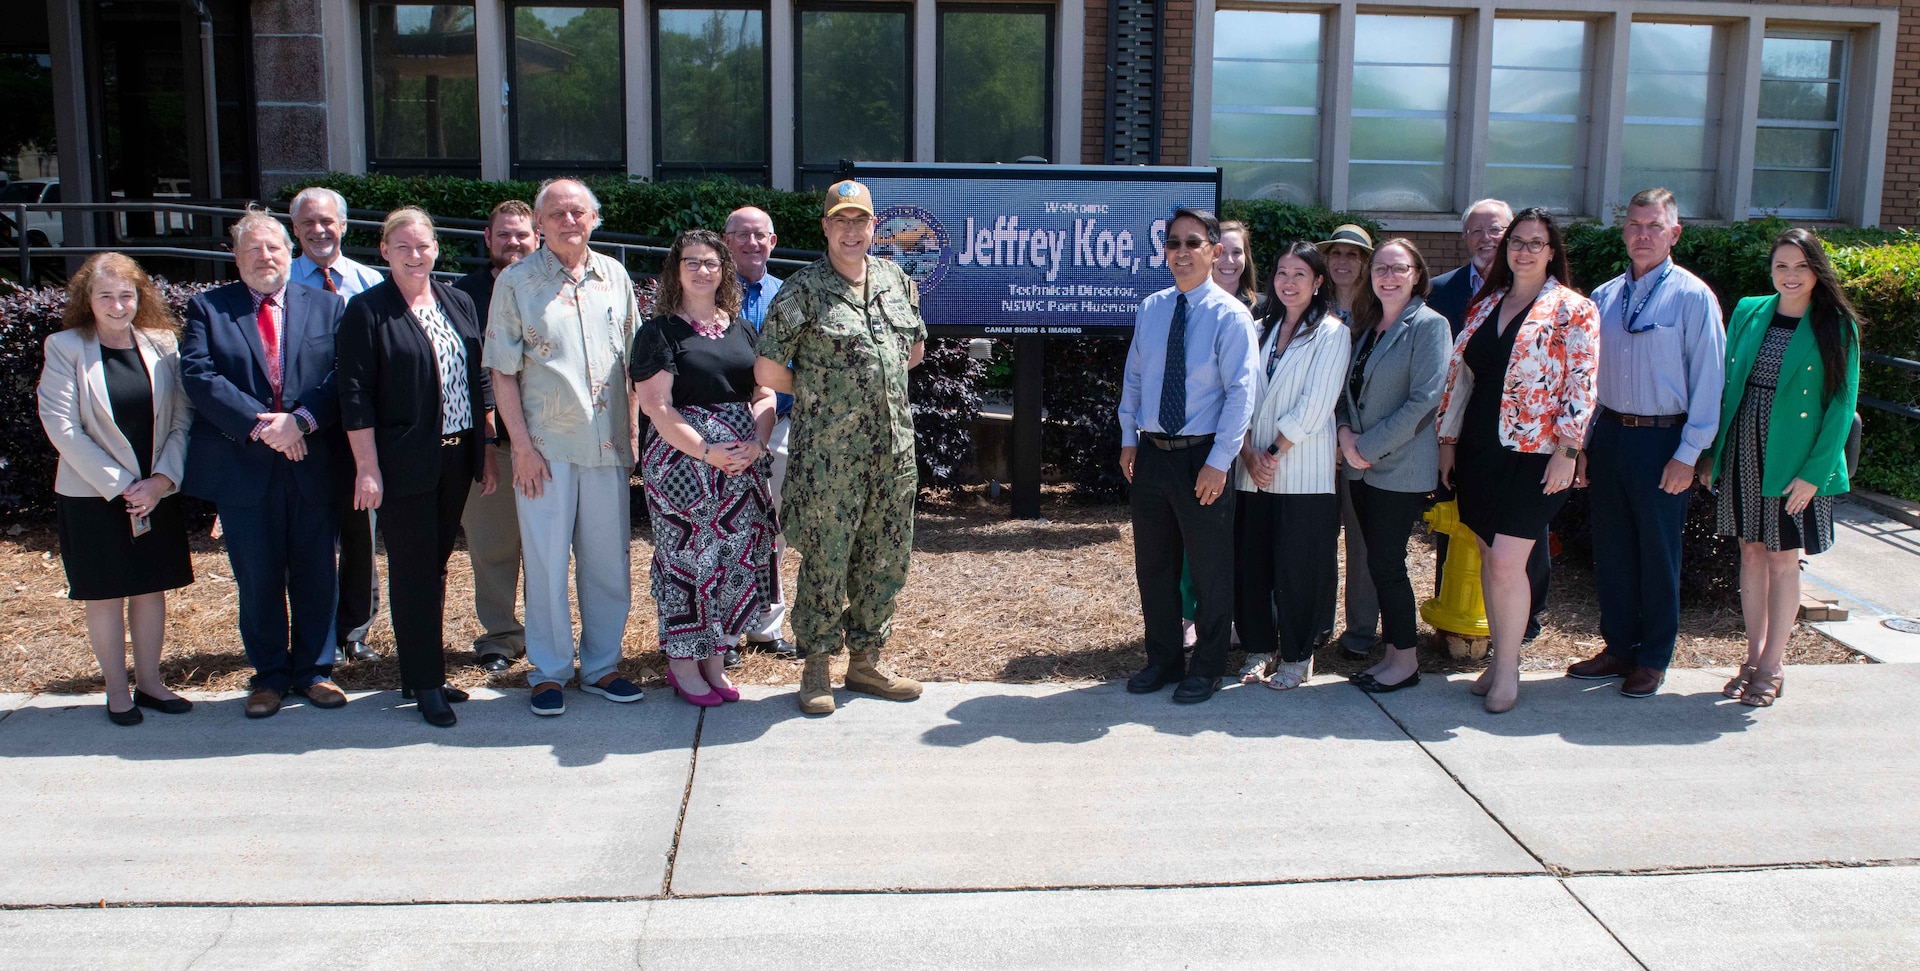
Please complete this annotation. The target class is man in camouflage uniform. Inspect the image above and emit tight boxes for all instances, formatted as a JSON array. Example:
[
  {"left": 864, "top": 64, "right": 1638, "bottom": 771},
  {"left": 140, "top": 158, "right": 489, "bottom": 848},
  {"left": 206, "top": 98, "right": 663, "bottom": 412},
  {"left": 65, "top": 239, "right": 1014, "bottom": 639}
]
[{"left": 755, "top": 180, "right": 926, "bottom": 715}]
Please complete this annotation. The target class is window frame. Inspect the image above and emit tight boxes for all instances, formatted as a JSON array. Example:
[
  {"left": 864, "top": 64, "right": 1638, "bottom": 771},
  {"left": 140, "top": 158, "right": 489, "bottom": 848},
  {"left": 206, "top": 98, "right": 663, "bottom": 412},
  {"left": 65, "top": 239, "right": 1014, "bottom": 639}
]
[
  {"left": 1482, "top": 15, "right": 1597, "bottom": 216},
  {"left": 1750, "top": 29, "right": 1848, "bottom": 220},
  {"left": 505, "top": 0, "right": 628, "bottom": 180},
  {"left": 1345, "top": 11, "right": 1463, "bottom": 215},
  {"left": 1204, "top": 5, "right": 1326, "bottom": 205},
  {"left": 650, "top": 1, "right": 773, "bottom": 184},
  {"left": 1618, "top": 18, "right": 1730, "bottom": 220},
  {"left": 932, "top": 2, "right": 1057, "bottom": 164},
  {"left": 792, "top": 0, "right": 917, "bottom": 189},
  {"left": 360, "top": 1, "right": 484, "bottom": 177}
]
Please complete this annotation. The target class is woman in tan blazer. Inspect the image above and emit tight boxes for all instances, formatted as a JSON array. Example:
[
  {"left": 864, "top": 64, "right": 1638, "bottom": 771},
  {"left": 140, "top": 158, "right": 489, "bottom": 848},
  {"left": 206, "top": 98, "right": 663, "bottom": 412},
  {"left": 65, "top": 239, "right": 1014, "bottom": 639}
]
[{"left": 37, "top": 253, "right": 196, "bottom": 725}]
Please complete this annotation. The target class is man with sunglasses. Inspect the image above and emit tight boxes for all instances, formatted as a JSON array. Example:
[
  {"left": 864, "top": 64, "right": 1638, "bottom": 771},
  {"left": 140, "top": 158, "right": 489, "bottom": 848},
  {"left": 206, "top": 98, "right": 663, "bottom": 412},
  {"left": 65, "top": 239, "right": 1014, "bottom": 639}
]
[
  {"left": 756, "top": 181, "right": 927, "bottom": 715},
  {"left": 1568, "top": 187, "right": 1725, "bottom": 698},
  {"left": 1117, "top": 208, "right": 1259, "bottom": 704},
  {"left": 723, "top": 206, "right": 799, "bottom": 665}
]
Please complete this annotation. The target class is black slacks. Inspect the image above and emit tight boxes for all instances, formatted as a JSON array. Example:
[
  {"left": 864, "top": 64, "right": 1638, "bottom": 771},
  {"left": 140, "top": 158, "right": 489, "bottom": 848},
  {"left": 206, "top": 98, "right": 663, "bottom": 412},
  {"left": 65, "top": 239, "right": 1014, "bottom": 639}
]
[
  {"left": 1347, "top": 479, "right": 1427, "bottom": 651},
  {"left": 380, "top": 441, "right": 475, "bottom": 691},
  {"left": 1131, "top": 443, "right": 1237, "bottom": 679},
  {"left": 1235, "top": 490, "right": 1339, "bottom": 663}
]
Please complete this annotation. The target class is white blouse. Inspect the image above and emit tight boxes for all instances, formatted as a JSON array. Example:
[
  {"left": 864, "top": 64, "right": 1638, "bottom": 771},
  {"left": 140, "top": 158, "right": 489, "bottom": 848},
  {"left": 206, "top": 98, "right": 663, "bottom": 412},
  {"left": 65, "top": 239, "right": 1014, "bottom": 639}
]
[{"left": 1233, "top": 310, "right": 1352, "bottom": 495}]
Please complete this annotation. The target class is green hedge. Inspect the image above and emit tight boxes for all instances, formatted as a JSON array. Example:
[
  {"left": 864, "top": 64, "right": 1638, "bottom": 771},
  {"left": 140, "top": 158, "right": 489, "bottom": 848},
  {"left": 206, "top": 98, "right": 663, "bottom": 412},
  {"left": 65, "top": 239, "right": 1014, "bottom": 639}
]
[{"left": 1562, "top": 217, "right": 1920, "bottom": 503}]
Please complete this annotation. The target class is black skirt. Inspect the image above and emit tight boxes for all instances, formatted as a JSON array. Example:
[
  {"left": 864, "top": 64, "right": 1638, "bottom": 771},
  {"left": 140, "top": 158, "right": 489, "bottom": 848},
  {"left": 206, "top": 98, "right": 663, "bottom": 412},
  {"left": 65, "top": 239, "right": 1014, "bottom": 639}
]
[
  {"left": 1455, "top": 299, "right": 1568, "bottom": 546},
  {"left": 56, "top": 492, "right": 194, "bottom": 600}
]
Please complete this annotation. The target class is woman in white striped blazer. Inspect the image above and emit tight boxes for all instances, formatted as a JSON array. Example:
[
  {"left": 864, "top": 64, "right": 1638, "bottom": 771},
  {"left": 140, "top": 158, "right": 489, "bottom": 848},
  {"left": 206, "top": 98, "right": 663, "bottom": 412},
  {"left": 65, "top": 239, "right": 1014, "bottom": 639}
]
[{"left": 1233, "top": 241, "right": 1353, "bottom": 690}]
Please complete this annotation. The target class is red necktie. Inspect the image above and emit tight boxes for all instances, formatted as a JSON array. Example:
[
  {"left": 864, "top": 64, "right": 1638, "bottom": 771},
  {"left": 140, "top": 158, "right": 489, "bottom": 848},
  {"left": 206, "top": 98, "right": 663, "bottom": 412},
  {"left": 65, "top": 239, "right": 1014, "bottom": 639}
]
[
  {"left": 257, "top": 295, "right": 283, "bottom": 410},
  {"left": 322, "top": 268, "right": 338, "bottom": 293}
]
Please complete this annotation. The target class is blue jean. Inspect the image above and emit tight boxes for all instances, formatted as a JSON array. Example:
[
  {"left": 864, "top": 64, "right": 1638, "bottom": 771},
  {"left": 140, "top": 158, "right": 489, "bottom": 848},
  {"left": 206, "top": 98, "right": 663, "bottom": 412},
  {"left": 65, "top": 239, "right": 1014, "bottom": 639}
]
[{"left": 1586, "top": 420, "right": 1693, "bottom": 670}]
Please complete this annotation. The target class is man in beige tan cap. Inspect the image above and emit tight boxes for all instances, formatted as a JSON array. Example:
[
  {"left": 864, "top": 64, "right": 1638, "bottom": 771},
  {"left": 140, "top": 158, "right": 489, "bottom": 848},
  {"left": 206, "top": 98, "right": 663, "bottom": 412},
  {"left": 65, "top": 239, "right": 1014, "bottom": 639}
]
[{"left": 754, "top": 180, "right": 927, "bottom": 714}]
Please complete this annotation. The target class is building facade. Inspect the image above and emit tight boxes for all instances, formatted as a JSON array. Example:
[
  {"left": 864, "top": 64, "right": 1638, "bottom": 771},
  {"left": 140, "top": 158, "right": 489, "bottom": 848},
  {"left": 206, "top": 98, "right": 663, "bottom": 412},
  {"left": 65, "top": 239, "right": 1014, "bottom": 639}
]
[{"left": 13, "top": 0, "right": 1916, "bottom": 258}]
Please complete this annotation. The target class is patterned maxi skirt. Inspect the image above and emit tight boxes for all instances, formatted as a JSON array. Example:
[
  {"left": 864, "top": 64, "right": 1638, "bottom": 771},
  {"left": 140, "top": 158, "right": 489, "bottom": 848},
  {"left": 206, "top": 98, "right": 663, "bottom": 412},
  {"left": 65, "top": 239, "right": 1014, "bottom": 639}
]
[
  {"left": 1714, "top": 324, "right": 1834, "bottom": 554},
  {"left": 642, "top": 401, "right": 780, "bottom": 659}
]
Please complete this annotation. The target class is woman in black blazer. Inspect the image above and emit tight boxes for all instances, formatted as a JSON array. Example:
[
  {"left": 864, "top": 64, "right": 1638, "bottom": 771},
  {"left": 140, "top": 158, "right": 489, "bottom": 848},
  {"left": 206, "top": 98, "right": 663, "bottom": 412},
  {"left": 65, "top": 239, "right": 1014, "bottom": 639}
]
[{"left": 337, "top": 207, "right": 496, "bottom": 727}]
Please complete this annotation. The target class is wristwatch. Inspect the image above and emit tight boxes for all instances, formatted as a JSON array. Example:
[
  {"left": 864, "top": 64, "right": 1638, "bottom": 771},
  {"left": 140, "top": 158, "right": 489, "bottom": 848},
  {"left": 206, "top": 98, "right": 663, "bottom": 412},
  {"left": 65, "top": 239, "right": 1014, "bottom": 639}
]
[
  {"left": 1560, "top": 445, "right": 1580, "bottom": 459},
  {"left": 292, "top": 411, "right": 315, "bottom": 435}
]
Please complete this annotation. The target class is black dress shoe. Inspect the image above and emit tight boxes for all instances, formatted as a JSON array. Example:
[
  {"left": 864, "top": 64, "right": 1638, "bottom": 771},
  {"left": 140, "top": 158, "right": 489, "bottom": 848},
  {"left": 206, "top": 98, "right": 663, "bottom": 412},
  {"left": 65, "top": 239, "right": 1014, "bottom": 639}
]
[
  {"left": 723, "top": 647, "right": 743, "bottom": 669},
  {"left": 1523, "top": 617, "right": 1544, "bottom": 644},
  {"left": 412, "top": 687, "right": 457, "bottom": 728},
  {"left": 133, "top": 689, "right": 193, "bottom": 714},
  {"left": 106, "top": 701, "right": 143, "bottom": 726},
  {"left": 744, "top": 637, "right": 798, "bottom": 659},
  {"left": 1126, "top": 662, "right": 1185, "bottom": 694},
  {"left": 402, "top": 683, "right": 470, "bottom": 703},
  {"left": 340, "top": 641, "right": 379, "bottom": 663},
  {"left": 1171, "top": 675, "right": 1224, "bottom": 704},
  {"left": 1357, "top": 671, "right": 1421, "bottom": 694},
  {"left": 477, "top": 653, "right": 514, "bottom": 674}
]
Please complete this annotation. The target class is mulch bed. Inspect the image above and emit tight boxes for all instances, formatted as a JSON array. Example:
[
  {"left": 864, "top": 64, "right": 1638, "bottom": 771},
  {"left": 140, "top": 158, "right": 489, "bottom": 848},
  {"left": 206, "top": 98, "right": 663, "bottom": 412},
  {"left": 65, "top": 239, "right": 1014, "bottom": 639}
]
[{"left": 0, "top": 487, "right": 1860, "bottom": 695}]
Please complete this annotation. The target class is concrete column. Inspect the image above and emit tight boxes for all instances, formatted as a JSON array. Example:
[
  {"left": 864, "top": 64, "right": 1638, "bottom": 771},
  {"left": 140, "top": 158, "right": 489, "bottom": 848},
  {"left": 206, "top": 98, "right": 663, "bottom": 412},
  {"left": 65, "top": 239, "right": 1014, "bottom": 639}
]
[
  {"left": 254, "top": 0, "right": 336, "bottom": 198},
  {"left": 1325, "top": 2, "right": 1356, "bottom": 210},
  {"left": 46, "top": 0, "right": 93, "bottom": 250},
  {"left": 1057, "top": 0, "right": 1085, "bottom": 165},
  {"left": 770, "top": 0, "right": 795, "bottom": 189},
  {"left": 914, "top": 0, "right": 936, "bottom": 161},
  {"left": 476, "top": 0, "right": 510, "bottom": 181},
  {"left": 625, "top": 0, "right": 652, "bottom": 180}
]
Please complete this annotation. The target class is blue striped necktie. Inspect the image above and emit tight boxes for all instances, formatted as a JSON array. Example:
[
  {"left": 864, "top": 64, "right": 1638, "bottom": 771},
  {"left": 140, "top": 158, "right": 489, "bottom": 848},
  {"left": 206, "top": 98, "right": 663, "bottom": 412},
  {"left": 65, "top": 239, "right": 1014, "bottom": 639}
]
[{"left": 1158, "top": 292, "right": 1189, "bottom": 434}]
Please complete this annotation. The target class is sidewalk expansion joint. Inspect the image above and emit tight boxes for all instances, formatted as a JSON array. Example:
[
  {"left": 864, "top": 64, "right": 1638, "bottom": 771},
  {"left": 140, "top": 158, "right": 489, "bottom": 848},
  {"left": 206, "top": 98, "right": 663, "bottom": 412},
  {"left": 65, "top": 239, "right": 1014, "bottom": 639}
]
[
  {"left": 1553, "top": 877, "right": 1651, "bottom": 970},
  {"left": 13, "top": 859, "right": 1915, "bottom": 911},
  {"left": 658, "top": 705, "right": 705, "bottom": 898}
]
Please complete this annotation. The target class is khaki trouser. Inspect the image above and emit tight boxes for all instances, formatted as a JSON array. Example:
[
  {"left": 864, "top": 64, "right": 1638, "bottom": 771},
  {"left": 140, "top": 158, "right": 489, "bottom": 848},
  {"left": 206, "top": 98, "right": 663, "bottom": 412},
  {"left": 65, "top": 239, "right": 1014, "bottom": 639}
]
[{"left": 463, "top": 444, "right": 525, "bottom": 658}]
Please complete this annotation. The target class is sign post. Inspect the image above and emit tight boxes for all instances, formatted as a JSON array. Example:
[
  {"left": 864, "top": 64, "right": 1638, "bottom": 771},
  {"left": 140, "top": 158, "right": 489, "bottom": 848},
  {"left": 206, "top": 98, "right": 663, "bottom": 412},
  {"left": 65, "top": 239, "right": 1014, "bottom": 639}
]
[{"left": 849, "top": 162, "right": 1221, "bottom": 517}]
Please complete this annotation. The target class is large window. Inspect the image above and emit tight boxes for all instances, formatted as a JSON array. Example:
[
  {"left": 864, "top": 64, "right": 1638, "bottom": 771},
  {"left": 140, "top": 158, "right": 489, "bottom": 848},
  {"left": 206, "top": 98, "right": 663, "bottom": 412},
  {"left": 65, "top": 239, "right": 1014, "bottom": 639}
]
[
  {"left": 1752, "top": 34, "right": 1846, "bottom": 218},
  {"left": 509, "top": 2, "right": 625, "bottom": 177},
  {"left": 654, "top": 5, "right": 768, "bottom": 182},
  {"left": 1349, "top": 14, "right": 1457, "bottom": 212},
  {"left": 1485, "top": 19, "right": 1591, "bottom": 214},
  {"left": 1622, "top": 22, "right": 1725, "bottom": 218},
  {"left": 1207, "top": 9, "right": 1322, "bottom": 204},
  {"left": 364, "top": 4, "right": 481, "bottom": 174},
  {"left": 796, "top": 4, "right": 911, "bottom": 189},
  {"left": 937, "top": 5, "right": 1052, "bottom": 163}
]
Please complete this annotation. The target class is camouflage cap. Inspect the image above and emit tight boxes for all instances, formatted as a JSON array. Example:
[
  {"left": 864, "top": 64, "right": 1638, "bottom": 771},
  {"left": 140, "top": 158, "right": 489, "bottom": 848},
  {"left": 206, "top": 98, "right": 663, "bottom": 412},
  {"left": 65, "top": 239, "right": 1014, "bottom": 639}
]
[{"left": 824, "top": 180, "right": 876, "bottom": 218}]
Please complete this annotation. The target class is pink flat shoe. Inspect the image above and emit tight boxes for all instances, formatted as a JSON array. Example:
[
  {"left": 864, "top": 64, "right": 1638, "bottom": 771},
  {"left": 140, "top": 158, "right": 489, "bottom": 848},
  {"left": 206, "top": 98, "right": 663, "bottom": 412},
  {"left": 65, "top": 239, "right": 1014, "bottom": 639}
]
[{"left": 665, "top": 669, "right": 723, "bottom": 708}]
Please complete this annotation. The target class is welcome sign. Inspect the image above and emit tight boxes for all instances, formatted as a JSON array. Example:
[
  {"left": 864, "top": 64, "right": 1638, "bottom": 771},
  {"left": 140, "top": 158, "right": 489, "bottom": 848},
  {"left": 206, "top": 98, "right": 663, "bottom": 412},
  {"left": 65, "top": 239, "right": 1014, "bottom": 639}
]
[{"left": 848, "top": 163, "right": 1221, "bottom": 337}]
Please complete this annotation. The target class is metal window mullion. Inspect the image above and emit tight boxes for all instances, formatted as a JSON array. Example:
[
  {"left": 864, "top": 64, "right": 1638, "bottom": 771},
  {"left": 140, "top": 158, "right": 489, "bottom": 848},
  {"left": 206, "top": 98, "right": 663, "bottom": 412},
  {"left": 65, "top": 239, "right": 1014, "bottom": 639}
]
[{"left": 1325, "top": 1, "right": 1355, "bottom": 209}]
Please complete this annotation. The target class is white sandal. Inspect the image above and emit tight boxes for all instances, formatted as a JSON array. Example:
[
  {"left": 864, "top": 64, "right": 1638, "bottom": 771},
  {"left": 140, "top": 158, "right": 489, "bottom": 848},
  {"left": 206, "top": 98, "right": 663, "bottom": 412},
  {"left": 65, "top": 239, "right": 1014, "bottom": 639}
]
[
  {"left": 1265, "top": 657, "right": 1313, "bottom": 690},
  {"left": 1238, "top": 653, "right": 1273, "bottom": 684}
]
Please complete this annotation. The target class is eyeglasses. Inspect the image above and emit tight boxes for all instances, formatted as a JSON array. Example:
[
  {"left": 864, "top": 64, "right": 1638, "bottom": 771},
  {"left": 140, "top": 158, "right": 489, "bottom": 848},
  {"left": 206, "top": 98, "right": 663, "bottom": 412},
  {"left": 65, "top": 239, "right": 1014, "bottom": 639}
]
[
  {"left": 1508, "top": 238, "right": 1551, "bottom": 255},
  {"left": 826, "top": 215, "right": 873, "bottom": 230},
  {"left": 1163, "top": 236, "right": 1213, "bottom": 251},
  {"left": 680, "top": 258, "right": 724, "bottom": 272},
  {"left": 1370, "top": 263, "right": 1416, "bottom": 278},
  {"left": 1466, "top": 224, "right": 1510, "bottom": 239},
  {"left": 725, "top": 230, "right": 773, "bottom": 242}
]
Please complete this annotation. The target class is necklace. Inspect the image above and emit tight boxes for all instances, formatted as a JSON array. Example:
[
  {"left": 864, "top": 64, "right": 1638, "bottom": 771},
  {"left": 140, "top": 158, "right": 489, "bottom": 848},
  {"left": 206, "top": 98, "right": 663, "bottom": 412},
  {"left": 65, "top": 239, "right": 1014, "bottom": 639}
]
[{"left": 683, "top": 310, "right": 728, "bottom": 340}]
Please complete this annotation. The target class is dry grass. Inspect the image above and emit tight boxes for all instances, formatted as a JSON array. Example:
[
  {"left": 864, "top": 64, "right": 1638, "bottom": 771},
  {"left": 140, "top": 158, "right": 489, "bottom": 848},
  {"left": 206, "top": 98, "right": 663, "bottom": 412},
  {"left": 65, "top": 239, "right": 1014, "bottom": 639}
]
[{"left": 0, "top": 487, "right": 1860, "bottom": 695}]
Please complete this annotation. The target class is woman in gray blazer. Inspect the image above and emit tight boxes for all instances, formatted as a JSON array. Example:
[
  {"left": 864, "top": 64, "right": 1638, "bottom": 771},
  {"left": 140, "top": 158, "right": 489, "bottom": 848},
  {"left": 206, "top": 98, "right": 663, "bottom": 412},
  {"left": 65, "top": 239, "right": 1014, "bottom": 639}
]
[
  {"left": 1335, "top": 238, "right": 1451, "bottom": 694},
  {"left": 37, "top": 253, "right": 196, "bottom": 725}
]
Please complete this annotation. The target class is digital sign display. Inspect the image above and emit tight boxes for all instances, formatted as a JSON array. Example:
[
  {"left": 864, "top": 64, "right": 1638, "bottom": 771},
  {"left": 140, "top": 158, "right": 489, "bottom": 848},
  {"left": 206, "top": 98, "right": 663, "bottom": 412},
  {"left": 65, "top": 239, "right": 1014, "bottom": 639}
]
[{"left": 849, "top": 163, "right": 1221, "bottom": 337}]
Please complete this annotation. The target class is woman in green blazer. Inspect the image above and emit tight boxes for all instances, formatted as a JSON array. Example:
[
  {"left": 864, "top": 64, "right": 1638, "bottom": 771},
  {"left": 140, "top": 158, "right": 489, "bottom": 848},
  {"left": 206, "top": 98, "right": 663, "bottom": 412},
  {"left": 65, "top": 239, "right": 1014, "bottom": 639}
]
[{"left": 1700, "top": 228, "right": 1860, "bottom": 708}]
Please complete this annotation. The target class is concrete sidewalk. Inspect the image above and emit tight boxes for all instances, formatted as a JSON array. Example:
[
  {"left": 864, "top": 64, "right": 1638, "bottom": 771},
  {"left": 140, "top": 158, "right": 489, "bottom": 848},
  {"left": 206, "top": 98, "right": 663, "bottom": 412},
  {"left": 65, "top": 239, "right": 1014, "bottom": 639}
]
[
  {"left": 1, "top": 668, "right": 1917, "bottom": 969},
  {"left": 1803, "top": 498, "right": 1920, "bottom": 663}
]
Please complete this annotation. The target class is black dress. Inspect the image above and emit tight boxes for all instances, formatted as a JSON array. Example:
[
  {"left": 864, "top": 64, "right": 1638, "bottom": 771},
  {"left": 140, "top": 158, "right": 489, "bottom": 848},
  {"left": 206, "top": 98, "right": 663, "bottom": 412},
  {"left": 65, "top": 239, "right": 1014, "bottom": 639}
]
[
  {"left": 56, "top": 344, "right": 193, "bottom": 600},
  {"left": 1455, "top": 298, "right": 1569, "bottom": 546}
]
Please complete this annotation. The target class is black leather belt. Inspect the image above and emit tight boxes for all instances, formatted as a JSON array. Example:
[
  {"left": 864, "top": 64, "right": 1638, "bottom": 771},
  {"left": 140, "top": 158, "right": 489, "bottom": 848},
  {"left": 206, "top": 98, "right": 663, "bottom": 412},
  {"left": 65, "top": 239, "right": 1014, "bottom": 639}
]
[
  {"left": 1598, "top": 407, "right": 1686, "bottom": 429},
  {"left": 1142, "top": 432, "right": 1215, "bottom": 451}
]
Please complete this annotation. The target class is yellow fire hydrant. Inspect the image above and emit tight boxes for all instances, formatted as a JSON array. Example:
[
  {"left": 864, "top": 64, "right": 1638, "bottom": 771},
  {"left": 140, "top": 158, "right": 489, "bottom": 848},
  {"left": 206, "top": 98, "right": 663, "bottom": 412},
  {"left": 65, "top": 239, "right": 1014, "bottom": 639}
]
[{"left": 1419, "top": 500, "right": 1490, "bottom": 640}]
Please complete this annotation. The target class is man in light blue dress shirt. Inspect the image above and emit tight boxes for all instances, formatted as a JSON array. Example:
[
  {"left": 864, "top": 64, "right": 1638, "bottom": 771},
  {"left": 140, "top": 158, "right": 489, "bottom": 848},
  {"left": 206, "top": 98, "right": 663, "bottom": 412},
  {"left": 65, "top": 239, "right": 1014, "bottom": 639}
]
[
  {"left": 724, "top": 205, "right": 797, "bottom": 662},
  {"left": 290, "top": 186, "right": 386, "bottom": 665},
  {"left": 1117, "top": 208, "right": 1258, "bottom": 704},
  {"left": 1569, "top": 187, "right": 1725, "bottom": 698}
]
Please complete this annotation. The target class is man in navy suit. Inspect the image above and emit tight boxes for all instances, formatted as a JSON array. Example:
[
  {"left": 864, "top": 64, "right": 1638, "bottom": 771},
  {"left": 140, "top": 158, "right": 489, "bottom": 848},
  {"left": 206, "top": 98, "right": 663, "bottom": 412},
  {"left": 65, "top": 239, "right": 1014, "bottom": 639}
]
[
  {"left": 181, "top": 210, "right": 348, "bottom": 719},
  {"left": 1428, "top": 198, "right": 1550, "bottom": 642}
]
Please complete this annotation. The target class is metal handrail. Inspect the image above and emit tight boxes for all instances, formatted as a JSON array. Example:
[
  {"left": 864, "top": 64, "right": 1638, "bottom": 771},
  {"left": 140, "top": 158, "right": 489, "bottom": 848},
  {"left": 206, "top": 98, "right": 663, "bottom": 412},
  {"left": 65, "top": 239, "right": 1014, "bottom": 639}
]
[
  {"left": 1859, "top": 351, "right": 1920, "bottom": 422},
  {"left": 7, "top": 200, "right": 819, "bottom": 283}
]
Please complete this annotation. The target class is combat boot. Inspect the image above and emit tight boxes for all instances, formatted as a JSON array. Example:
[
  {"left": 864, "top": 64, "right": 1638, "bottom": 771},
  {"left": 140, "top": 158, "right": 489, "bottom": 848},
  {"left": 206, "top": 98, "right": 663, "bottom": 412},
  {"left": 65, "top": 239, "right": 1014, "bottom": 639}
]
[
  {"left": 798, "top": 654, "right": 835, "bottom": 715},
  {"left": 844, "top": 651, "right": 922, "bottom": 701}
]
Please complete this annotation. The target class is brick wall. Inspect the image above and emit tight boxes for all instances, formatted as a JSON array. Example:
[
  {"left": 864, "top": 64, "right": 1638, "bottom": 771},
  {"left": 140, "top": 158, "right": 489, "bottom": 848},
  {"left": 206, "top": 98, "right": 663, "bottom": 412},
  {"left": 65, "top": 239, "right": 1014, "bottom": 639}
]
[
  {"left": 1083, "top": 0, "right": 1106, "bottom": 163},
  {"left": 251, "top": 0, "right": 332, "bottom": 198},
  {"left": 1882, "top": 0, "right": 1920, "bottom": 227},
  {"left": 1159, "top": 0, "right": 1194, "bottom": 165}
]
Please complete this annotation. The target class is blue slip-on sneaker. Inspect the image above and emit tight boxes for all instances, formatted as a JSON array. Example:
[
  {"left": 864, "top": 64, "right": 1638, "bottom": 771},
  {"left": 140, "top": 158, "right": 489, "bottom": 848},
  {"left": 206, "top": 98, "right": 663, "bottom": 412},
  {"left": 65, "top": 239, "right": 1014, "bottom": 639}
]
[
  {"left": 530, "top": 687, "right": 567, "bottom": 716},
  {"left": 581, "top": 677, "right": 645, "bottom": 703}
]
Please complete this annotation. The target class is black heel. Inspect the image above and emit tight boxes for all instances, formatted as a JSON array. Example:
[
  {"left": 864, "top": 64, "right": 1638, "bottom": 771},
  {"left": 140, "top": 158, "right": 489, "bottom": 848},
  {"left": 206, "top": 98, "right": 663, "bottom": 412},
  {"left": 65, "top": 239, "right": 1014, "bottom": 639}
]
[
  {"left": 413, "top": 687, "right": 457, "bottom": 728},
  {"left": 402, "top": 684, "right": 469, "bottom": 703}
]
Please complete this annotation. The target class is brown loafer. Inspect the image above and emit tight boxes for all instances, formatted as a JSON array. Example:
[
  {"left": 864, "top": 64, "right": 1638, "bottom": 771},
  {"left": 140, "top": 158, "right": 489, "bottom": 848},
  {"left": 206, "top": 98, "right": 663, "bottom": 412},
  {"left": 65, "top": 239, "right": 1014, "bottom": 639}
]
[
  {"left": 1566, "top": 651, "right": 1635, "bottom": 680},
  {"left": 299, "top": 680, "right": 349, "bottom": 709},
  {"left": 1620, "top": 666, "right": 1666, "bottom": 698},
  {"left": 245, "top": 688, "right": 283, "bottom": 719}
]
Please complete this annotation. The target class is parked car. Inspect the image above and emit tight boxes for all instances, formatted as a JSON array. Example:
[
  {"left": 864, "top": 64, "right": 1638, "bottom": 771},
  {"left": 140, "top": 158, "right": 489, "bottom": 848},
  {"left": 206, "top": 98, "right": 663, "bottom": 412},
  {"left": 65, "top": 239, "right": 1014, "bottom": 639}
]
[{"left": 0, "top": 179, "right": 61, "bottom": 247}]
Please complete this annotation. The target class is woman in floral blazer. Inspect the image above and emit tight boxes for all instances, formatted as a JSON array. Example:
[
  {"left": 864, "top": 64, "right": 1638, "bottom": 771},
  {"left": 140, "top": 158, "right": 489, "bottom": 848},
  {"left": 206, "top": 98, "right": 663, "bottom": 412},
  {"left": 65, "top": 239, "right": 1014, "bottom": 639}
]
[{"left": 1436, "top": 208, "right": 1600, "bottom": 713}]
